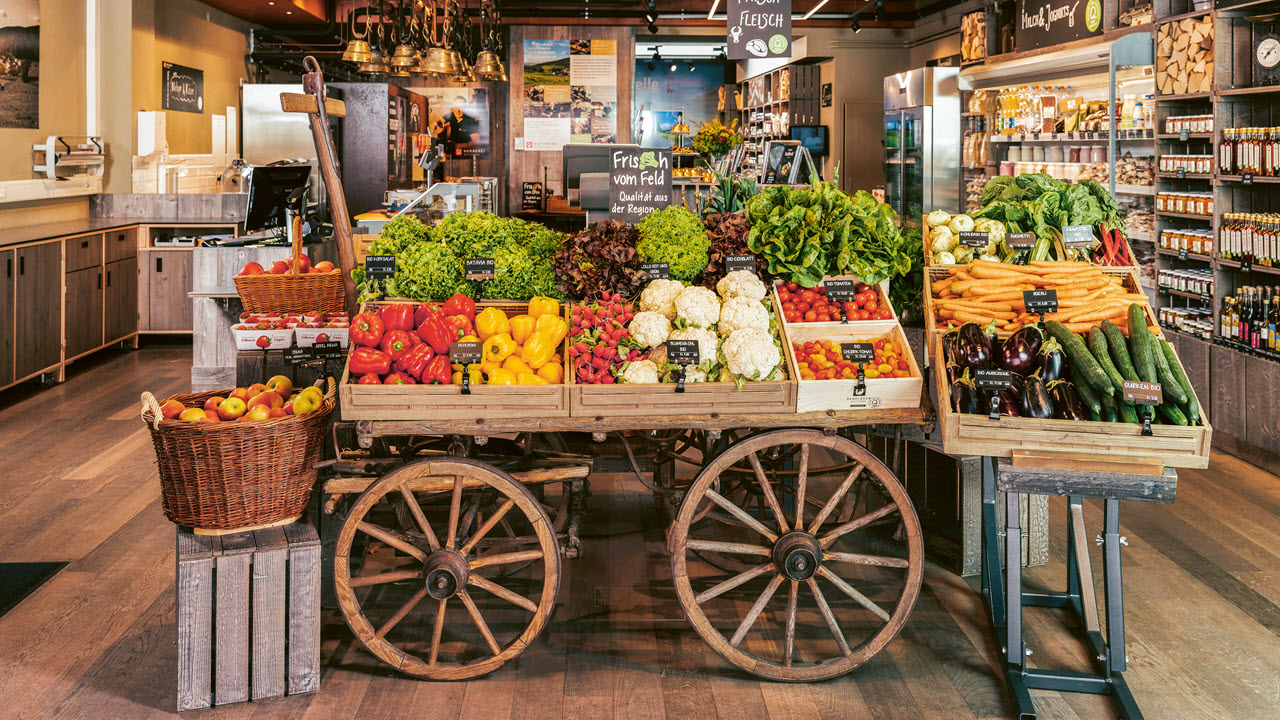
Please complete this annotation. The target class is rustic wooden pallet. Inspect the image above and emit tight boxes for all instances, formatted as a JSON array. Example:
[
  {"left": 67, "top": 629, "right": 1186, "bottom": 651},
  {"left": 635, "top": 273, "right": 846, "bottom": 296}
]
[{"left": 781, "top": 320, "right": 923, "bottom": 412}]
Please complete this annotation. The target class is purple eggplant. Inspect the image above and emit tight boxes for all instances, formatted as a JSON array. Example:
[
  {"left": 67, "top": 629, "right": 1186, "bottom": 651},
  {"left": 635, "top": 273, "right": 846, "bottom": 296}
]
[
  {"left": 985, "top": 319, "right": 1004, "bottom": 360},
  {"left": 1048, "top": 380, "right": 1087, "bottom": 421},
  {"left": 950, "top": 376, "right": 980, "bottom": 414},
  {"left": 1000, "top": 326, "right": 1044, "bottom": 375},
  {"left": 995, "top": 387, "right": 1023, "bottom": 417},
  {"left": 941, "top": 331, "right": 959, "bottom": 365},
  {"left": 946, "top": 361, "right": 964, "bottom": 386},
  {"left": 1038, "top": 337, "right": 1066, "bottom": 382},
  {"left": 954, "top": 322, "right": 993, "bottom": 370},
  {"left": 1022, "top": 374, "right": 1055, "bottom": 419}
]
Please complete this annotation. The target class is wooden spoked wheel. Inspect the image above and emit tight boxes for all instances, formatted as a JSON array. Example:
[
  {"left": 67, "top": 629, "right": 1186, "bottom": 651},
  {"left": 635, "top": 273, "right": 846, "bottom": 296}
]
[
  {"left": 670, "top": 430, "right": 923, "bottom": 682},
  {"left": 335, "top": 458, "right": 561, "bottom": 680}
]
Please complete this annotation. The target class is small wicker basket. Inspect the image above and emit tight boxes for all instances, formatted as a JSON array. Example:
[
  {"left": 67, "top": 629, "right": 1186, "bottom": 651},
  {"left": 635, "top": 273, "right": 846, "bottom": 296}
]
[
  {"left": 233, "top": 214, "right": 345, "bottom": 314},
  {"left": 140, "top": 378, "right": 335, "bottom": 531}
]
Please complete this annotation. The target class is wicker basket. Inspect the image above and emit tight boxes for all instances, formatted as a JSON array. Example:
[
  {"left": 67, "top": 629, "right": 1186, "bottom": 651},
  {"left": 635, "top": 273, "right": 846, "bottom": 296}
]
[
  {"left": 234, "top": 216, "right": 345, "bottom": 314},
  {"left": 140, "top": 379, "right": 336, "bottom": 531}
]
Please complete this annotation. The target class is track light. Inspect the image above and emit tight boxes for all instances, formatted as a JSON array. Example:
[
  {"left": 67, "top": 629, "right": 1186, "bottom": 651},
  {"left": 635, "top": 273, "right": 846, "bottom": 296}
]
[
  {"left": 647, "top": 60, "right": 655, "bottom": 71},
  {"left": 670, "top": 62, "right": 678, "bottom": 72},
  {"left": 688, "top": 62, "right": 696, "bottom": 72},
  {"left": 717, "top": 50, "right": 727, "bottom": 61},
  {"left": 852, "top": 19, "right": 862, "bottom": 33},
  {"left": 648, "top": 21, "right": 658, "bottom": 34},
  {"left": 874, "top": 0, "right": 884, "bottom": 22}
]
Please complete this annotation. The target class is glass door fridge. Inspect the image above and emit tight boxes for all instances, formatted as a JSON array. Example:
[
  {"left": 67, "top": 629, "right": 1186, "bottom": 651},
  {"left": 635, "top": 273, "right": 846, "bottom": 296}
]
[{"left": 883, "top": 68, "right": 960, "bottom": 227}]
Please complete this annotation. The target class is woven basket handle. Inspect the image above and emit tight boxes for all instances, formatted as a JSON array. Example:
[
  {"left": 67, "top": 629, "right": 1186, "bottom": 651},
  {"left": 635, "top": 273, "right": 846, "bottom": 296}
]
[
  {"left": 141, "top": 391, "right": 164, "bottom": 430},
  {"left": 290, "top": 212, "right": 304, "bottom": 277}
]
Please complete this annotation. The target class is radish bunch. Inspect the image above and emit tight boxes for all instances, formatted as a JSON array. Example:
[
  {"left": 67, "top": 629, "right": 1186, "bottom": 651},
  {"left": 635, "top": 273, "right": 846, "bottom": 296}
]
[{"left": 568, "top": 291, "right": 644, "bottom": 384}]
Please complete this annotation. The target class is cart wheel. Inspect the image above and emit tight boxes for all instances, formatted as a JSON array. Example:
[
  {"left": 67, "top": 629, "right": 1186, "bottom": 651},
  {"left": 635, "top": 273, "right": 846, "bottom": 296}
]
[
  {"left": 335, "top": 457, "right": 561, "bottom": 680},
  {"left": 670, "top": 429, "right": 923, "bottom": 682}
]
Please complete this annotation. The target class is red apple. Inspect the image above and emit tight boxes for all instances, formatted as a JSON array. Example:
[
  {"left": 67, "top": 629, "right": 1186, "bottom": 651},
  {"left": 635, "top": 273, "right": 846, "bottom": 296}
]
[
  {"left": 217, "top": 396, "right": 247, "bottom": 421},
  {"left": 204, "top": 409, "right": 221, "bottom": 422},
  {"left": 245, "top": 404, "right": 273, "bottom": 422},
  {"left": 160, "top": 399, "right": 187, "bottom": 420},
  {"left": 228, "top": 387, "right": 250, "bottom": 402},
  {"left": 246, "top": 383, "right": 267, "bottom": 399},
  {"left": 265, "top": 375, "right": 294, "bottom": 400},
  {"left": 238, "top": 262, "right": 265, "bottom": 276},
  {"left": 203, "top": 396, "right": 225, "bottom": 413},
  {"left": 294, "top": 253, "right": 311, "bottom": 273},
  {"left": 313, "top": 260, "right": 335, "bottom": 273},
  {"left": 247, "top": 390, "right": 284, "bottom": 410},
  {"left": 269, "top": 260, "right": 290, "bottom": 274},
  {"left": 178, "top": 408, "right": 208, "bottom": 422}
]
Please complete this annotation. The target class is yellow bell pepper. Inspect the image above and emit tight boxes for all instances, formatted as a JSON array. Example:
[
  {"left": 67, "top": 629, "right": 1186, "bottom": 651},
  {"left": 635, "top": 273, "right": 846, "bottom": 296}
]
[
  {"left": 550, "top": 353, "right": 563, "bottom": 366},
  {"left": 488, "top": 368, "right": 517, "bottom": 385},
  {"left": 517, "top": 372, "right": 549, "bottom": 385},
  {"left": 475, "top": 307, "right": 510, "bottom": 342},
  {"left": 537, "top": 362, "right": 564, "bottom": 385},
  {"left": 520, "top": 330, "right": 557, "bottom": 370},
  {"left": 508, "top": 314, "right": 536, "bottom": 345},
  {"left": 483, "top": 333, "right": 517, "bottom": 363},
  {"left": 535, "top": 314, "right": 569, "bottom": 346},
  {"left": 528, "top": 296, "right": 559, "bottom": 318},
  {"left": 451, "top": 367, "right": 483, "bottom": 385},
  {"left": 502, "top": 355, "right": 532, "bottom": 374},
  {"left": 480, "top": 358, "right": 502, "bottom": 376}
]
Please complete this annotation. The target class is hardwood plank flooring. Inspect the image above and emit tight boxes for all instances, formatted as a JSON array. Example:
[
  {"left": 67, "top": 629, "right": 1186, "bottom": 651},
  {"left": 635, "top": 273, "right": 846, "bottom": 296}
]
[{"left": 1, "top": 347, "right": 1279, "bottom": 718}]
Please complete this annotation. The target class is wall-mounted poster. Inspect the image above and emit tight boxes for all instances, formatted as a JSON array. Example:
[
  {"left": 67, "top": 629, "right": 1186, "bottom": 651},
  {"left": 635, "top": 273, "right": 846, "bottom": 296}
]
[
  {"left": 162, "top": 61, "right": 204, "bottom": 114},
  {"left": 821, "top": 83, "right": 832, "bottom": 108},
  {"left": 413, "top": 87, "right": 491, "bottom": 159},
  {"left": 633, "top": 61, "right": 723, "bottom": 149},
  {"left": 0, "top": 0, "right": 39, "bottom": 128},
  {"left": 525, "top": 38, "right": 618, "bottom": 150}
]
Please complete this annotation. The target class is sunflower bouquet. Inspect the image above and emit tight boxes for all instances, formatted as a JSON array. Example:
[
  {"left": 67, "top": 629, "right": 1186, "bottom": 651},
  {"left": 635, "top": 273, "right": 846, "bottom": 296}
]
[{"left": 691, "top": 118, "right": 743, "bottom": 158}]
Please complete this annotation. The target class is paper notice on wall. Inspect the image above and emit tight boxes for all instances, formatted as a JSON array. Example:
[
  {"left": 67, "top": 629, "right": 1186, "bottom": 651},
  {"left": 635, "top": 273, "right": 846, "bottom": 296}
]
[
  {"left": 570, "top": 54, "right": 616, "bottom": 86},
  {"left": 524, "top": 118, "right": 571, "bottom": 151}
]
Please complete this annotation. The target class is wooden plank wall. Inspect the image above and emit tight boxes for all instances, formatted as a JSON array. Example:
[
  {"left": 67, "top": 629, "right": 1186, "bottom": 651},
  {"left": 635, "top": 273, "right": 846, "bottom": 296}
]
[{"left": 506, "top": 26, "right": 636, "bottom": 215}]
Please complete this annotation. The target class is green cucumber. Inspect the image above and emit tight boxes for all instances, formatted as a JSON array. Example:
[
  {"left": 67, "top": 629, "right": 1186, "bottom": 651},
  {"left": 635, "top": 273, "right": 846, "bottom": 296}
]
[
  {"left": 1101, "top": 320, "right": 1139, "bottom": 382},
  {"left": 1150, "top": 336, "right": 1189, "bottom": 405},
  {"left": 1046, "top": 320, "right": 1114, "bottom": 395},
  {"left": 1158, "top": 404, "right": 1189, "bottom": 426},
  {"left": 1118, "top": 400, "right": 1139, "bottom": 424},
  {"left": 1159, "top": 339, "right": 1200, "bottom": 425},
  {"left": 1088, "top": 327, "right": 1126, "bottom": 394},
  {"left": 1069, "top": 358, "right": 1103, "bottom": 416},
  {"left": 1127, "top": 304, "right": 1158, "bottom": 383},
  {"left": 1100, "top": 392, "right": 1118, "bottom": 422}
]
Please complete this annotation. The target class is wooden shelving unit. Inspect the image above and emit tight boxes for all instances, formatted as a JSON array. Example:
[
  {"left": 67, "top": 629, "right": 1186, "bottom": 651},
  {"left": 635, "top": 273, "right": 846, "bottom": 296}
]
[{"left": 730, "top": 64, "right": 821, "bottom": 180}]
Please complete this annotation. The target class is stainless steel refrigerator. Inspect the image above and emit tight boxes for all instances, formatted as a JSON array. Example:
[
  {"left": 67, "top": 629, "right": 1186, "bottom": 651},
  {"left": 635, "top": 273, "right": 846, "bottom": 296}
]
[{"left": 883, "top": 68, "right": 960, "bottom": 227}]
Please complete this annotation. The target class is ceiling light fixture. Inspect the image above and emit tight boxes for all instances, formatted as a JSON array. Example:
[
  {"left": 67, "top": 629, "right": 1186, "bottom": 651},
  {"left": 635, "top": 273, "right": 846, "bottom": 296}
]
[
  {"left": 670, "top": 62, "right": 678, "bottom": 72},
  {"left": 802, "top": 0, "right": 829, "bottom": 20},
  {"left": 688, "top": 62, "right": 695, "bottom": 72},
  {"left": 647, "top": 60, "right": 656, "bottom": 71},
  {"left": 874, "top": 0, "right": 884, "bottom": 22},
  {"left": 648, "top": 21, "right": 658, "bottom": 34},
  {"left": 708, "top": 0, "right": 720, "bottom": 20},
  {"left": 852, "top": 19, "right": 861, "bottom": 33},
  {"left": 717, "top": 48, "right": 727, "bottom": 61}
]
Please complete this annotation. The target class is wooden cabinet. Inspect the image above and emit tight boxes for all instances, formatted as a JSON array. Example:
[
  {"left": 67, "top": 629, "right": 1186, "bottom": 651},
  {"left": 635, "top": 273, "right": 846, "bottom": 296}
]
[
  {"left": 14, "top": 241, "right": 62, "bottom": 380},
  {"left": 65, "top": 266, "right": 103, "bottom": 358},
  {"left": 65, "top": 234, "right": 103, "bottom": 272},
  {"left": 0, "top": 249, "right": 13, "bottom": 386},
  {"left": 144, "top": 250, "right": 193, "bottom": 332},
  {"left": 104, "top": 256, "right": 137, "bottom": 343},
  {"left": 104, "top": 228, "right": 137, "bottom": 263}
]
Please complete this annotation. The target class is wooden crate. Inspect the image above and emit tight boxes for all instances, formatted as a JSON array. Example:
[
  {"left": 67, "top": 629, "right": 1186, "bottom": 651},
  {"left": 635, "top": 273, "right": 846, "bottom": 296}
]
[
  {"left": 176, "top": 523, "right": 321, "bottom": 711},
  {"left": 338, "top": 301, "right": 570, "bottom": 421},
  {"left": 930, "top": 332, "right": 1213, "bottom": 469},
  {"left": 772, "top": 276, "right": 895, "bottom": 325},
  {"left": 781, "top": 320, "right": 923, "bottom": 412},
  {"left": 353, "top": 234, "right": 378, "bottom": 264}
]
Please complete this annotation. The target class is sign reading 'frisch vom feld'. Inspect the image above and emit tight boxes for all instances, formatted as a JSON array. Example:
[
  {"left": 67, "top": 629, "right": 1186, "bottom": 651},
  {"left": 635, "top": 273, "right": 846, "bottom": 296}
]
[
  {"left": 1015, "top": 0, "right": 1103, "bottom": 52},
  {"left": 609, "top": 148, "right": 672, "bottom": 224},
  {"left": 726, "top": 0, "right": 792, "bottom": 60}
]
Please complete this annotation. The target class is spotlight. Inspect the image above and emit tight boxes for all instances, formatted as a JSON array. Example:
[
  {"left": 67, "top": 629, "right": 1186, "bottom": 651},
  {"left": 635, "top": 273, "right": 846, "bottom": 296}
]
[
  {"left": 647, "top": 61, "right": 655, "bottom": 71},
  {"left": 874, "top": 0, "right": 884, "bottom": 22},
  {"left": 688, "top": 62, "right": 695, "bottom": 72},
  {"left": 716, "top": 46, "right": 727, "bottom": 61},
  {"left": 852, "top": 19, "right": 861, "bottom": 33},
  {"left": 648, "top": 21, "right": 658, "bottom": 34},
  {"left": 670, "top": 62, "right": 678, "bottom": 72}
]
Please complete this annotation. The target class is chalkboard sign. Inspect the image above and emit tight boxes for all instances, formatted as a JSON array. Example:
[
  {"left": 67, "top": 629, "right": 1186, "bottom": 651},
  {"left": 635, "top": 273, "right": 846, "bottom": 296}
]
[
  {"left": 366, "top": 255, "right": 396, "bottom": 280},
  {"left": 1015, "top": 0, "right": 1103, "bottom": 52},
  {"left": 1122, "top": 380, "right": 1163, "bottom": 405},
  {"left": 823, "top": 278, "right": 856, "bottom": 303},
  {"left": 1178, "top": 247, "right": 1188, "bottom": 261},
  {"left": 959, "top": 231, "right": 990, "bottom": 247},
  {"left": 642, "top": 262, "right": 670, "bottom": 280},
  {"left": 1006, "top": 233, "right": 1036, "bottom": 250},
  {"left": 726, "top": 0, "right": 792, "bottom": 60},
  {"left": 522, "top": 182, "right": 543, "bottom": 210},
  {"left": 284, "top": 346, "right": 315, "bottom": 365},
  {"left": 162, "top": 62, "right": 204, "bottom": 114},
  {"left": 1062, "top": 225, "right": 1096, "bottom": 247},
  {"left": 725, "top": 255, "right": 756, "bottom": 274},
  {"left": 840, "top": 343, "right": 876, "bottom": 363},
  {"left": 313, "top": 341, "right": 343, "bottom": 360},
  {"left": 821, "top": 83, "right": 832, "bottom": 108},
  {"left": 609, "top": 148, "right": 672, "bottom": 224},
  {"left": 465, "top": 258, "right": 495, "bottom": 280},
  {"left": 450, "top": 341, "right": 483, "bottom": 364},
  {"left": 973, "top": 368, "right": 1013, "bottom": 390},
  {"left": 1023, "top": 289, "right": 1059, "bottom": 313},
  {"left": 762, "top": 143, "right": 799, "bottom": 185},
  {"left": 666, "top": 339, "right": 700, "bottom": 365}
]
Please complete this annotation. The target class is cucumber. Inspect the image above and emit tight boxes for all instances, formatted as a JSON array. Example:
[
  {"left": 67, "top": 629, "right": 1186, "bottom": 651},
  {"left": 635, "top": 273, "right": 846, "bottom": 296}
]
[
  {"left": 1101, "top": 320, "right": 1139, "bottom": 382},
  {"left": 1070, "top": 358, "right": 1103, "bottom": 416},
  {"left": 1160, "top": 339, "right": 1200, "bottom": 425},
  {"left": 1101, "top": 392, "right": 1118, "bottom": 423},
  {"left": 1158, "top": 404, "right": 1189, "bottom": 426},
  {"left": 1088, "top": 327, "right": 1126, "bottom": 394},
  {"left": 1127, "top": 304, "right": 1158, "bottom": 383},
  {"left": 1118, "top": 400, "right": 1139, "bottom": 424},
  {"left": 1149, "top": 336, "right": 1189, "bottom": 405},
  {"left": 1046, "top": 321, "right": 1114, "bottom": 395}
]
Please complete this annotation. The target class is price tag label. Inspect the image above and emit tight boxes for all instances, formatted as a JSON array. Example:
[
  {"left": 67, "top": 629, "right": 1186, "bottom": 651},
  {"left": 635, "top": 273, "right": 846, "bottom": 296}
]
[
  {"left": 666, "top": 338, "right": 700, "bottom": 365},
  {"left": 1179, "top": 129, "right": 1189, "bottom": 141},
  {"left": 1023, "top": 289, "right": 1059, "bottom": 313},
  {"left": 284, "top": 346, "right": 314, "bottom": 365},
  {"left": 642, "top": 262, "right": 670, "bottom": 280},
  {"left": 725, "top": 255, "right": 756, "bottom": 274},
  {"left": 959, "top": 231, "right": 990, "bottom": 247},
  {"left": 313, "top": 341, "right": 343, "bottom": 360},
  {"left": 449, "top": 340, "right": 482, "bottom": 364},
  {"left": 823, "top": 278, "right": 856, "bottom": 303},
  {"left": 1006, "top": 232, "right": 1036, "bottom": 250},
  {"left": 1243, "top": 172, "right": 1254, "bottom": 185},
  {"left": 365, "top": 255, "right": 396, "bottom": 280},
  {"left": 464, "top": 258, "right": 495, "bottom": 280},
  {"left": 1199, "top": 292, "right": 1212, "bottom": 303},
  {"left": 840, "top": 342, "right": 876, "bottom": 363},
  {"left": 1176, "top": 167, "right": 1186, "bottom": 179},
  {"left": 1018, "top": 134, "right": 1026, "bottom": 142},
  {"left": 973, "top": 368, "right": 1013, "bottom": 390},
  {"left": 1243, "top": 257, "right": 1254, "bottom": 273},
  {"left": 1122, "top": 380, "right": 1163, "bottom": 406},
  {"left": 1062, "top": 225, "right": 1095, "bottom": 247},
  {"left": 1031, "top": 132, "right": 1039, "bottom": 140}
]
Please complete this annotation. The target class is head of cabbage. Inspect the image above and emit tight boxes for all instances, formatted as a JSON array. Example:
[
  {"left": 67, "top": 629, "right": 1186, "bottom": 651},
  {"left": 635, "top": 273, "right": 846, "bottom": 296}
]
[
  {"left": 947, "top": 214, "right": 975, "bottom": 234},
  {"left": 953, "top": 245, "right": 975, "bottom": 263},
  {"left": 931, "top": 233, "right": 958, "bottom": 254},
  {"left": 926, "top": 210, "right": 951, "bottom": 227}
]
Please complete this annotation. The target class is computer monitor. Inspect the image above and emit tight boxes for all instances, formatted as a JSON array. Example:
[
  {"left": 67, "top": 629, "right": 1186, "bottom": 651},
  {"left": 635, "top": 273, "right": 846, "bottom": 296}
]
[
  {"left": 562, "top": 143, "right": 638, "bottom": 201},
  {"left": 789, "top": 125, "right": 828, "bottom": 156},
  {"left": 243, "top": 163, "right": 313, "bottom": 233}
]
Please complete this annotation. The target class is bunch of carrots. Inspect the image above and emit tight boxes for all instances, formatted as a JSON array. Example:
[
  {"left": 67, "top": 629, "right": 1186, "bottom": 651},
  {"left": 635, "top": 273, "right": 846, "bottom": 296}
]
[{"left": 931, "top": 260, "right": 1151, "bottom": 335}]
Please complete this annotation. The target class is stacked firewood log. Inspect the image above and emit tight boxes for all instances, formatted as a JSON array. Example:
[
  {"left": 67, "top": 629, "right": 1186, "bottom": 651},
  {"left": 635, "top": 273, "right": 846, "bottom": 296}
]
[{"left": 1157, "top": 17, "right": 1214, "bottom": 95}]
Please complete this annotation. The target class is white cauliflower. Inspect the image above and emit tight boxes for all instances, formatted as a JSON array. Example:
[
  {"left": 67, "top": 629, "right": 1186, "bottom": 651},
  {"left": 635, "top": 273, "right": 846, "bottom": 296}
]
[
  {"left": 721, "top": 328, "right": 782, "bottom": 381},
  {"left": 716, "top": 270, "right": 767, "bottom": 302},
  {"left": 639, "top": 278, "right": 685, "bottom": 320},
  {"left": 628, "top": 311, "right": 672, "bottom": 349},
  {"left": 926, "top": 210, "right": 951, "bottom": 227},
  {"left": 669, "top": 326, "right": 719, "bottom": 365},
  {"left": 620, "top": 359, "right": 660, "bottom": 384},
  {"left": 674, "top": 286, "right": 721, "bottom": 328},
  {"left": 682, "top": 367, "right": 709, "bottom": 383},
  {"left": 718, "top": 297, "right": 770, "bottom": 336}
]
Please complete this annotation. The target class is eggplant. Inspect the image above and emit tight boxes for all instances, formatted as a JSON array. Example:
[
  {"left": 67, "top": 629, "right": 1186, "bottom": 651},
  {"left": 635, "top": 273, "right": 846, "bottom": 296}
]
[
  {"left": 941, "top": 331, "right": 959, "bottom": 365},
  {"left": 985, "top": 319, "right": 1004, "bottom": 361},
  {"left": 1000, "top": 326, "right": 1044, "bottom": 375},
  {"left": 945, "top": 361, "right": 964, "bottom": 386},
  {"left": 1022, "top": 375, "right": 1055, "bottom": 419},
  {"left": 1048, "top": 380, "right": 1087, "bottom": 421},
  {"left": 1038, "top": 336, "right": 1066, "bottom": 382},
  {"left": 1010, "top": 371, "right": 1026, "bottom": 399},
  {"left": 950, "top": 378, "right": 980, "bottom": 414},
  {"left": 995, "top": 388, "right": 1023, "bottom": 417},
  {"left": 954, "top": 322, "right": 993, "bottom": 369}
]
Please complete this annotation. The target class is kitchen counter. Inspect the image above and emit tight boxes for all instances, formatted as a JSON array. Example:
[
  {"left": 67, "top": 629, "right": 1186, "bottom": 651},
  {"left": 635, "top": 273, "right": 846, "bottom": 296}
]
[{"left": 0, "top": 217, "right": 238, "bottom": 249}]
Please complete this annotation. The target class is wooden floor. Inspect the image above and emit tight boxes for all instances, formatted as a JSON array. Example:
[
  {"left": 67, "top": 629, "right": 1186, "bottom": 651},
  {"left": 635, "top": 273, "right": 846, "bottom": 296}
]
[{"left": 1, "top": 346, "right": 1279, "bottom": 719}]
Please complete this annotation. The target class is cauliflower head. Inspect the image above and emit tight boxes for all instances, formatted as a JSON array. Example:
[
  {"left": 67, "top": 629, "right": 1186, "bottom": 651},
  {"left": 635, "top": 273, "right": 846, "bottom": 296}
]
[
  {"left": 620, "top": 359, "right": 660, "bottom": 384},
  {"left": 674, "top": 286, "right": 721, "bottom": 328},
  {"left": 628, "top": 311, "right": 672, "bottom": 348},
  {"left": 669, "top": 326, "right": 719, "bottom": 366},
  {"left": 682, "top": 367, "right": 709, "bottom": 383},
  {"left": 721, "top": 328, "right": 782, "bottom": 381},
  {"left": 638, "top": 278, "right": 684, "bottom": 320},
  {"left": 716, "top": 270, "right": 767, "bottom": 302},
  {"left": 718, "top": 297, "right": 770, "bottom": 336}
]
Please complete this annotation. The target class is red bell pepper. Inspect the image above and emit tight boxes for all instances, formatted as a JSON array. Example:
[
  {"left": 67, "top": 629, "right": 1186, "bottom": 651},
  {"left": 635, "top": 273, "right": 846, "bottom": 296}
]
[
  {"left": 357, "top": 372, "right": 382, "bottom": 384},
  {"left": 414, "top": 302, "right": 445, "bottom": 327},
  {"left": 443, "top": 314, "right": 474, "bottom": 340},
  {"left": 351, "top": 312, "right": 385, "bottom": 347},
  {"left": 422, "top": 354, "right": 452, "bottom": 385},
  {"left": 379, "top": 303, "right": 416, "bottom": 332},
  {"left": 443, "top": 294, "right": 476, "bottom": 322},
  {"left": 382, "top": 371, "right": 416, "bottom": 385},
  {"left": 380, "top": 329, "right": 413, "bottom": 361},
  {"left": 417, "top": 316, "right": 454, "bottom": 355},
  {"left": 394, "top": 343, "right": 434, "bottom": 380},
  {"left": 349, "top": 347, "right": 391, "bottom": 376}
]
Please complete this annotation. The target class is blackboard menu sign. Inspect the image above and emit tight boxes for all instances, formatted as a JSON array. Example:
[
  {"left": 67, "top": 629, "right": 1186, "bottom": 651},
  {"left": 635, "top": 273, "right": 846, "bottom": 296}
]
[
  {"left": 667, "top": 339, "right": 700, "bottom": 365},
  {"left": 522, "top": 182, "right": 543, "bottom": 210},
  {"left": 313, "top": 341, "right": 343, "bottom": 360},
  {"left": 1062, "top": 225, "right": 1096, "bottom": 247},
  {"left": 365, "top": 255, "right": 396, "bottom": 280},
  {"left": 840, "top": 343, "right": 875, "bottom": 363},
  {"left": 725, "top": 255, "right": 756, "bottom": 274},
  {"left": 1023, "top": 289, "right": 1059, "bottom": 313},
  {"left": 162, "top": 62, "right": 204, "bottom": 114},
  {"left": 465, "top": 258, "right": 495, "bottom": 280},
  {"left": 284, "top": 347, "right": 314, "bottom": 365},
  {"left": 642, "top": 263, "right": 671, "bottom": 280},
  {"left": 1006, "top": 233, "right": 1036, "bottom": 250},
  {"left": 959, "top": 231, "right": 990, "bottom": 247},
  {"left": 763, "top": 143, "right": 798, "bottom": 185},
  {"left": 974, "top": 368, "right": 1013, "bottom": 390},
  {"left": 1015, "top": 0, "right": 1104, "bottom": 52},
  {"left": 726, "top": 0, "right": 792, "bottom": 60},
  {"left": 609, "top": 148, "right": 672, "bottom": 224}
]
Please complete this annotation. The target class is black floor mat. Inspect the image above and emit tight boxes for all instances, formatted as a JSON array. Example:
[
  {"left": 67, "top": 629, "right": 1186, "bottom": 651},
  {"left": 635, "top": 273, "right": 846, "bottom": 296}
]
[{"left": 0, "top": 562, "right": 67, "bottom": 618}]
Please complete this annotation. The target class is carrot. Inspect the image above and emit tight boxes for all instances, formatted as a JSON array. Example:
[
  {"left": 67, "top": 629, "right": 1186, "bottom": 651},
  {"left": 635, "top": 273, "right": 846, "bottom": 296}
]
[
  {"left": 1029, "top": 260, "right": 1090, "bottom": 268},
  {"left": 1060, "top": 322, "right": 1100, "bottom": 333},
  {"left": 949, "top": 276, "right": 1025, "bottom": 294},
  {"left": 968, "top": 264, "right": 1044, "bottom": 279},
  {"left": 938, "top": 309, "right": 955, "bottom": 319},
  {"left": 1070, "top": 306, "right": 1129, "bottom": 323},
  {"left": 952, "top": 310, "right": 1013, "bottom": 323},
  {"left": 931, "top": 276, "right": 955, "bottom": 294},
  {"left": 970, "top": 284, "right": 1035, "bottom": 297},
  {"left": 937, "top": 299, "right": 1015, "bottom": 311},
  {"left": 956, "top": 271, "right": 974, "bottom": 281},
  {"left": 972, "top": 290, "right": 1031, "bottom": 303}
]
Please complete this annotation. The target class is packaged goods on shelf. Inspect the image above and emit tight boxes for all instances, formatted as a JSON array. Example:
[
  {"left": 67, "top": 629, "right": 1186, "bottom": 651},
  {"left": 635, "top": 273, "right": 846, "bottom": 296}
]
[
  {"left": 1160, "top": 307, "right": 1215, "bottom": 339},
  {"left": 1220, "top": 213, "right": 1280, "bottom": 264},
  {"left": 1156, "top": 191, "right": 1213, "bottom": 216},
  {"left": 1157, "top": 268, "right": 1214, "bottom": 297},
  {"left": 1218, "top": 286, "right": 1280, "bottom": 354},
  {"left": 1158, "top": 155, "right": 1212, "bottom": 174},
  {"left": 1219, "top": 128, "right": 1280, "bottom": 176},
  {"left": 1159, "top": 228, "right": 1213, "bottom": 256},
  {"left": 1127, "top": 210, "right": 1154, "bottom": 237},
  {"left": 1164, "top": 114, "right": 1213, "bottom": 135}
]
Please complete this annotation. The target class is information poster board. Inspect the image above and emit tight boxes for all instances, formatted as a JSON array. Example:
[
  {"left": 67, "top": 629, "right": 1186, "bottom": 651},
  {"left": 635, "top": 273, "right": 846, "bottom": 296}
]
[{"left": 524, "top": 38, "right": 618, "bottom": 150}]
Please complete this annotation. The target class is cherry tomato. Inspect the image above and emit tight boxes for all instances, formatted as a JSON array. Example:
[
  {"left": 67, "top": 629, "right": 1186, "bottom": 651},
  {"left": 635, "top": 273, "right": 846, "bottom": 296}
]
[
  {"left": 876, "top": 308, "right": 893, "bottom": 320},
  {"left": 864, "top": 300, "right": 878, "bottom": 312},
  {"left": 778, "top": 289, "right": 791, "bottom": 302},
  {"left": 782, "top": 301, "right": 797, "bottom": 312},
  {"left": 786, "top": 282, "right": 799, "bottom": 292},
  {"left": 816, "top": 313, "right": 831, "bottom": 322},
  {"left": 816, "top": 285, "right": 827, "bottom": 295},
  {"left": 897, "top": 360, "right": 910, "bottom": 371},
  {"left": 800, "top": 290, "right": 818, "bottom": 304},
  {"left": 785, "top": 311, "right": 801, "bottom": 323},
  {"left": 855, "top": 282, "right": 869, "bottom": 293},
  {"left": 873, "top": 338, "right": 886, "bottom": 349},
  {"left": 857, "top": 309, "right": 870, "bottom": 320},
  {"left": 804, "top": 310, "right": 818, "bottom": 322}
]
